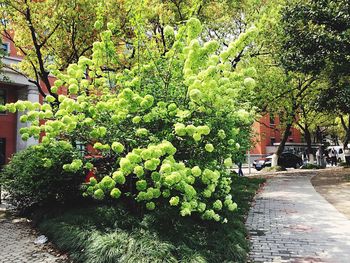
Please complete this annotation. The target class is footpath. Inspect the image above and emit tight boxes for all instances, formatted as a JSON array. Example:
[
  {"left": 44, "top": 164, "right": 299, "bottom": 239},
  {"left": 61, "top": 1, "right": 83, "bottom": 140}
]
[
  {"left": 246, "top": 170, "right": 350, "bottom": 263},
  {"left": 0, "top": 204, "right": 67, "bottom": 263}
]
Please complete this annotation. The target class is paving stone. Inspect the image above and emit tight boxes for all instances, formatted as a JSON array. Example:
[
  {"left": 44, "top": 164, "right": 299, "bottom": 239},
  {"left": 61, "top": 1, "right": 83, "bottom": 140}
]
[
  {"left": 246, "top": 173, "right": 350, "bottom": 263},
  {"left": 0, "top": 215, "right": 67, "bottom": 263}
]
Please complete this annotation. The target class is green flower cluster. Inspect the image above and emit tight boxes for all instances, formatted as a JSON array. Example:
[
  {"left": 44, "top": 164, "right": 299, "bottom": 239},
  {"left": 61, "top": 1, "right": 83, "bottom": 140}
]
[
  {"left": 63, "top": 159, "right": 83, "bottom": 172},
  {"left": 84, "top": 140, "right": 237, "bottom": 221}
]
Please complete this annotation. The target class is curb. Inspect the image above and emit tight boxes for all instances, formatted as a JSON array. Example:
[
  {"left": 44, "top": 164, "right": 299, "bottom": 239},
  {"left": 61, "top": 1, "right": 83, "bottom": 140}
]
[{"left": 246, "top": 166, "right": 346, "bottom": 179}]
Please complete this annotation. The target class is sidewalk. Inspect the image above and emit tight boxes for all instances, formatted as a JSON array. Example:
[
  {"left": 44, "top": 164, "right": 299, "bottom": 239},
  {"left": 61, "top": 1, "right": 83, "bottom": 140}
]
[
  {"left": 0, "top": 204, "right": 67, "bottom": 263},
  {"left": 236, "top": 164, "right": 344, "bottom": 177},
  {"left": 246, "top": 172, "right": 350, "bottom": 262}
]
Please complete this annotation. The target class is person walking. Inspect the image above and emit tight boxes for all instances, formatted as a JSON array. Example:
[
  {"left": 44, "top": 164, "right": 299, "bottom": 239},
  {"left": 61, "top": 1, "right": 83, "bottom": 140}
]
[
  {"left": 316, "top": 148, "right": 321, "bottom": 166},
  {"left": 331, "top": 148, "right": 338, "bottom": 166},
  {"left": 325, "top": 150, "right": 330, "bottom": 165},
  {"left": 237, "top": 162, "right": 244, "bottom": 176},
  {"left": 302, "top": 150, "right": 308, "bottom": 164}
]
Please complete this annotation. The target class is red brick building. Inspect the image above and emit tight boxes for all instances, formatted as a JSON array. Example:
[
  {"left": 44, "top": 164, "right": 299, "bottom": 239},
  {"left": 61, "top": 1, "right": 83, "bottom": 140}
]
[
  {"left": 250, "top": 114, "right": 303, "bottom": 159},
  {"left": 1, "top": 36, "right": 41, "bottom": 165}
]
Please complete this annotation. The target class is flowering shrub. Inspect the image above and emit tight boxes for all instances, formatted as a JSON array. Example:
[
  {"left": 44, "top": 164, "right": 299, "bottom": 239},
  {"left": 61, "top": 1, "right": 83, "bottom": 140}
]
[
  {"left": 0, "top": 142, "right": 84, "bottom": 211},
  {"left": 1, "top": 18, "right": 256, "bottom": 221}
]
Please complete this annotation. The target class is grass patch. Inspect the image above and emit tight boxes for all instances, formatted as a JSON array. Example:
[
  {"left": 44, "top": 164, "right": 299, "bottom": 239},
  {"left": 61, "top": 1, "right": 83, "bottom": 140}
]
[
  {"left": 339, "top": 162, "right": 350, "bottom": 168},
  {"left": 38, "top": 176, "right": 265, "bottom": 263},
  {"left": 300, "top": 163, "right": 323, "bottom": 169}
]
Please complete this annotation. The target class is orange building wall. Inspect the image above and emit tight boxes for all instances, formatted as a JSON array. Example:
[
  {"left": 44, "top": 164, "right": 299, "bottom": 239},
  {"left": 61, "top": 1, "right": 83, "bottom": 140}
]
[
  {"left": 251, "top": 114, "right": 302, "bottom": 155},
  {"left": 1, "top": 33, "right": 57, "bottom": 163},
  {"left": 0, "top": 85, "right": 18, "bottom": 163}
]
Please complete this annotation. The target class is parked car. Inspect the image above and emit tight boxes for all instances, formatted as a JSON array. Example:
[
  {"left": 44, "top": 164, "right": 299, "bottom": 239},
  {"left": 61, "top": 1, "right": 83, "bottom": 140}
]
[
  {"left": 326, "top": 145, "right": 350, "bottom": 163},
  {"left": 253, "top": 152, "right": 303, "bottom": 171}
]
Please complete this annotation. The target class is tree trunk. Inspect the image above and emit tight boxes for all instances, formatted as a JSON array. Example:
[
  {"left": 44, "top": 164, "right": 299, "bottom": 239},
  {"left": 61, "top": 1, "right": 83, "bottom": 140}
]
[
  {"left": 304, "top": 126, "right": 314, "bottom": 162},
  {"left": 315, "top": 126, "right": 323, "bottom": 144},
  {"left": 344, "top": 124, "right": 350, "bottom": 165},
  {"left": 343, "top": 129, "right": 350, "bottom": 150},
  {"left": 276, "top": 123, "right": 292, "bottom": 156},
  {"left": 272, "top": 122, "right": 292, "bottom": 167},
  {"left": 340, "top": 115, "right": 350, "bottom": 149}
]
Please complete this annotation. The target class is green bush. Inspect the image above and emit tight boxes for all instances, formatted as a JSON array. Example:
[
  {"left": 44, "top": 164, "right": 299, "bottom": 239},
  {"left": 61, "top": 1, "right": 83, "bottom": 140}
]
[
  {"left": 39, "top": 176, "right": 265, "bottom": 263},
  {"left": 3, "top": 18, "right": 257, "bottom": 221},
  {"left": 0, "top": 141, "right": 84, "bottom": 211},
  {"left": 338, "top": 162, "right": 350, "bottom": 168},
  {"left": 300, "top": 163, "right": 322, "bottom": 169}
]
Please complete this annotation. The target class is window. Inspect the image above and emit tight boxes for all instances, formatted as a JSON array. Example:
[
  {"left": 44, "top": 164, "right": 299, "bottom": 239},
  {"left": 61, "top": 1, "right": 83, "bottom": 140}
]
[
  {"left": 123, "top": 43, "right": 133, "bottom": 55},
  {"left": 0, "top": 89, "right": 6, "bottom": 114},
  {"left": 1, "top": 42, "right": 9, "bottom": 54},
  {"left": 270, "top": 137, "right": 276, "bottom": 146},
  {"left": 269, "top": 115, "right": 275, "bottom": 125},
  {"left": 75, "top": 141, "right": 86, "bottom": 157},
  {"left": 0, "top": 19, "right": 8, "bottom": 26},
  {"left": 339, "top": 148, "right": 343, "bottom": 154},
  {"left": 0, "top": 138, "right": 5, "bottom": 165}
]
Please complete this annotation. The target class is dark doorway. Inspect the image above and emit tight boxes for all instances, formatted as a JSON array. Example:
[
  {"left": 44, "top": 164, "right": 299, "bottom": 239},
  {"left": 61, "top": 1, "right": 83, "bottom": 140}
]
[{"left": 0, "top": 138, "right": 6, "bottom": 165}]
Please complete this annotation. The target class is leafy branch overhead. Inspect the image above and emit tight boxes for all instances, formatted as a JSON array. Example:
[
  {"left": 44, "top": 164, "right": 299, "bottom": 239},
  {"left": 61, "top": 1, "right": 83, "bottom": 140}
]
[{"left": 0, "top": 0, "right": 132, "bottom": 97}]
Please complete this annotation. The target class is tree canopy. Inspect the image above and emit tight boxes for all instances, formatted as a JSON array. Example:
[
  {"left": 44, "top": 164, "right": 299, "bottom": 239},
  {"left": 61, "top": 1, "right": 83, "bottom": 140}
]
[
  {"left": 0, "top": 0, "right": 132, "bottom": 96},
  {"left": 280, "top": 0, "right": 350, "bottom": 147}
]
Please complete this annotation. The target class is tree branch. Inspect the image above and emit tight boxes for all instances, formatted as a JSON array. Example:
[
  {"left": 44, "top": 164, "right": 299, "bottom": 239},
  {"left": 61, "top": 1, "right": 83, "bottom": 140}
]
[
  {"left": 170, "top": 0, "right": 184, "bottom": 21},
  {"left": 24, "top": 2, "right": 52, "bottom": 96},
  {"left": 230, "top": 49, "right": 244, "bottom": 69},
  {"left": 340, "top": 115, "right": 348, "bottom": 131},
  {"left": 295, "top": 121, "right": 306, "bottom": 132}
]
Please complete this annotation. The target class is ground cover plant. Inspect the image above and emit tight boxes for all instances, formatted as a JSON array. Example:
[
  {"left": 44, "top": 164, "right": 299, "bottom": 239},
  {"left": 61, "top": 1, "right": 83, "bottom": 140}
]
[
  {"left": 300, "top": 163, "right": 322, "bottom": 170},
  {"left": 38, "top": 176, "right": 265, "bottom": 263}
]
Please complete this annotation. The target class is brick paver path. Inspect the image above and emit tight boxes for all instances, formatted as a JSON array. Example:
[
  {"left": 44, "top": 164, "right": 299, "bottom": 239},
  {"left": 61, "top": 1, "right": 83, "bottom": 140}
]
[
  {"left": 0, "top": 211, "right": 67, "bottom": 263},
  {"left": 246, "top": 174, "right": 350, "bottom": 263}
]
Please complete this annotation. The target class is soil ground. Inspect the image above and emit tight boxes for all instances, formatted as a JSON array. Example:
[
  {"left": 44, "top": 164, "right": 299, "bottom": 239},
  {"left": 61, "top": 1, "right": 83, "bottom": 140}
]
[{"left": 311, "top": 168, "right": 350, "bottom": 219}]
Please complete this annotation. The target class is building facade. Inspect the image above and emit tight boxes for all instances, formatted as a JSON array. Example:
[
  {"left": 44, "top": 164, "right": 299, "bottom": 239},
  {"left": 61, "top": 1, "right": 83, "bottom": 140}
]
[
  {"left": 250, "top": 114, "right": 303, "bottom": 160},
  {"left": 0, "top": 37, "right": 40, "bottom": 165}
]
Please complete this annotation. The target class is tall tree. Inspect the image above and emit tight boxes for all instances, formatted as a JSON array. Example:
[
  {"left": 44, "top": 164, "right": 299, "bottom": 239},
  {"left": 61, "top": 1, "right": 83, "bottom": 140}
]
[
  {"left": 0, "top": 0, "right": 131, "bottom": 97},
  {"left": 252, "top": 55, "right": 317, "bottom": 163},
  {"left": 295, "top": 102, "right": 335, "bottom": 161},
  {"left": 243, "top": 0, "right": 334, "bottom": 166},
  {"left": 280, "top": 0, "right": 350, "bottom": 147}
]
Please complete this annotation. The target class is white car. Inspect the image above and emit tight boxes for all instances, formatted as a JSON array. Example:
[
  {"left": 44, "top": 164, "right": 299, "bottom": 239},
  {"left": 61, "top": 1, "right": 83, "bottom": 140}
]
[{"left": 327, "top": 145, "right": 350, "bottom": 163}]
